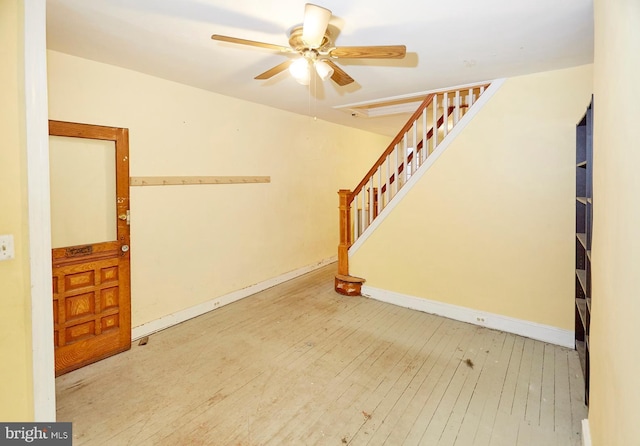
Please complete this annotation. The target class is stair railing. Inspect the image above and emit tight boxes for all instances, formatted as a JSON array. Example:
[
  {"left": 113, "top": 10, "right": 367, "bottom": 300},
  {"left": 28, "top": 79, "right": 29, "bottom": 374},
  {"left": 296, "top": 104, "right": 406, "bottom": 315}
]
[{"left": 338, "top": 83, "right": 490, "bottom": 276}]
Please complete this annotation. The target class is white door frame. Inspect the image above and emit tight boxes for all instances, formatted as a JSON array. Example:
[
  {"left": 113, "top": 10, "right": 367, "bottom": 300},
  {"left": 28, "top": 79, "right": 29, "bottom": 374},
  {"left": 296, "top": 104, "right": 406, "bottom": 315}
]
[{"left": 25, "top": 0, "right": 56, "bottom": 421}]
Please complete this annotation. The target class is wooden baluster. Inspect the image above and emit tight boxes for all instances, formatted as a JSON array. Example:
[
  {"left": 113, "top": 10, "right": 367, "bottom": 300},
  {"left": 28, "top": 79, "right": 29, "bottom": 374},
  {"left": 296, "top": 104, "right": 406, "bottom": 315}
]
[
  {"left": 366, "top": 184, "right": 370, "bottom": 225},
  {"left": 368, "top": 177, "right": 374, "bottom": 224},
  {"left": 354, "top": 190, "right": 360, "bottom": 235},
  {"left": 432, "top": 94, "right": 439, "bottom": 150},
  {"left": 353, "top": 189, "right": 362, "bottom": 242},
  {"left": 365, "top": 185, "right": 368, "bottom": 226},
  {"left": 360, "top": 190, "right": 365, "bottom": 233},
  {"left": 403, "top": 132, "right": 409, "bottom": 183},
  {"left": 351, "top": 192, "right": 356, "bottom": 240},
  {"left": 468, "top": 88, "right": 474, "bottom": 108},
  {"left": 378, "top": 165, "right": 383, "bottom": 213},
  {"left": 358, "top": 191, "right": 364, "bottom": 238},
  {"left": 360, "top": 187, "right": 369, "bottom": 232},
  {"left": 422, "top": 107, "right": 427, "bottom": 163},
  {"left": 386, "top": 153, "right": 391, "bottom": 204},
  {"left": 396, "top": 143, "right": 401, "bottom": 194},
  {"left": 352, "top": 191, "right": 357, "bottom": 236},
  {"left": 454, "top": 90, "right": 460, "bottom": 126},
  {"left": 373, "top": 187, "right": 379, "bottom": 219},
  {"left": 337, "top": 190, "right": 351, "bottom": 275},
  {"left": 360, "top": 187, "right": 369, "bottom": 230},
  {"left": 349, "top": 196, "right": 355, "bottom": 242},
  {"left": 443, "top": 92, "right": 449, "bottom": 137},
  {"left": 412, "top": 122, "right": 417, "bottom": 173}
]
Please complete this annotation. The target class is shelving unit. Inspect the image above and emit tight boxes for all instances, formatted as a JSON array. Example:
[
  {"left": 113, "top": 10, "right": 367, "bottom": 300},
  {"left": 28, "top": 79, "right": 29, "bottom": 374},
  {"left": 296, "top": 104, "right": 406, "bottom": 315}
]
[{"left": 575, "top": 97, "right": 593, "bottom": 406}]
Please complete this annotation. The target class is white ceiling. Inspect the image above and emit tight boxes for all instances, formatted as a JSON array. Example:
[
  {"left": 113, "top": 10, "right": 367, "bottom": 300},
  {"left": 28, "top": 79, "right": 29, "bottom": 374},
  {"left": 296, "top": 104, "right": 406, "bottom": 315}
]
[{"left": 46, "top": 0, "right": 594, "bottom": 136}]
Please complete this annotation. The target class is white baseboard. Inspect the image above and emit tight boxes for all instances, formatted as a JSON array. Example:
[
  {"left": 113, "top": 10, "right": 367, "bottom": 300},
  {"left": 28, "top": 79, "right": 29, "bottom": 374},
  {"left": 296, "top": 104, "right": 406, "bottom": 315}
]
[
  {"left": 131, "top": 256, "right": 337, "bottom": 341},
  {"left": 361, "top": 285, "right": 574, "bottom": 348},
  {"left": 582, "top": 419, "right": 591, "bottom": 446}
]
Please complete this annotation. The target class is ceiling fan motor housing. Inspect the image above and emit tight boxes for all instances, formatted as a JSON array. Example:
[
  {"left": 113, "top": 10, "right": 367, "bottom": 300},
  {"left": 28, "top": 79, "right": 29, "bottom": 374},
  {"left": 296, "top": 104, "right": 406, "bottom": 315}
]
[{"left": 289, "top": 26, "right": 332, "bottom": 54}]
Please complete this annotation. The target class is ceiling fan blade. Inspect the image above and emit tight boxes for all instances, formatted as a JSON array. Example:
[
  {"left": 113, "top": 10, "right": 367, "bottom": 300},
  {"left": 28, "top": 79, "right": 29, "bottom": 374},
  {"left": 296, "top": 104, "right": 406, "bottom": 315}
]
[
  {"left": 302, "top": 3, "right": 332, "bottom": 48},
  {"left": 211, "top": 34, "right": 292, "bottom": 53},
  {"left": 330, "top": 45, "right": 407, "bottom": 59},
  {"left": 324, "top": 60, "right": 354, "bottom": 86},
  {"left": 255, "top": 60, "right": 294, "bottom": 80}
]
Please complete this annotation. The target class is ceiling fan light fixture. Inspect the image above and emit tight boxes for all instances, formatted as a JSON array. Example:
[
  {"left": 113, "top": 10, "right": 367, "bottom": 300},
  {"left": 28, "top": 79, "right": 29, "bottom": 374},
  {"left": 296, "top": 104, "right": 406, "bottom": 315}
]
[
  {"left": 315, "top": 60, "right": 334, "bottom": 81},
  {"left": 289, "top": 58, "right": 311, "bottom": 85},
  {"left": 211, "top": 3, "right": 406, "bottom": 88},
  {"left": 301, "top": 3, "right": 332, "bottom": 48}
]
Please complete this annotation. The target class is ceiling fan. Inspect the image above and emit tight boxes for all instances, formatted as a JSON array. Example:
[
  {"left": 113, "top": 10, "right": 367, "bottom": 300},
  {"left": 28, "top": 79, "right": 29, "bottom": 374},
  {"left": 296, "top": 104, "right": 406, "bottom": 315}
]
[{"left": 211, "top": 3, "right": 406, "bottom": 86}]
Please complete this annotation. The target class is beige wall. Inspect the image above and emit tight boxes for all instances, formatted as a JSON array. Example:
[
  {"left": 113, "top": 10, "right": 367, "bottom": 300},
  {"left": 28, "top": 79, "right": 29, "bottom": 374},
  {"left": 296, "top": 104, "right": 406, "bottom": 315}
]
[
  {"left": 589, "top": 0, "right": 640, "bottom": 444},
  {"left": 47, "top": 50, "right": 386, "bottom": 326},
  {"left": 350, "top": 65, "right": 593, "bottom": 330},
  {"left": 0, "top": 0, "right": 34, "bottom": 420}
]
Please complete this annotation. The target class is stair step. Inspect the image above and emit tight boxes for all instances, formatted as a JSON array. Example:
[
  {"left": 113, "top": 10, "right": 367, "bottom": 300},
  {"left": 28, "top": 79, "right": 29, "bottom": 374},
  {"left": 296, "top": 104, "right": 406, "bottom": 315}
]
[
  {"left": 335, "top": 274, "right": 365, "bottom": 283},
  {"left": 334, "top": 274, "right": 365, "bottom": 297}
]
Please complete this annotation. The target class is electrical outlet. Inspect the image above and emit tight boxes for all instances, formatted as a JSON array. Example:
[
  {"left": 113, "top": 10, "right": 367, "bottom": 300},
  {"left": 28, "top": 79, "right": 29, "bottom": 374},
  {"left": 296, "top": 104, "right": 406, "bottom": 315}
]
[{"left": 0, "top": 235, "right": 15, "bottom": 261}]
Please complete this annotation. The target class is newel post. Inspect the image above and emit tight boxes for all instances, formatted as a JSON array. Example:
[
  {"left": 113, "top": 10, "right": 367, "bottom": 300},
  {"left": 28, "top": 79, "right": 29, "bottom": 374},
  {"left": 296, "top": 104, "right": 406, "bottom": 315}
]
[{"left": 337, "top": 189, "right": 352, "bottom": 276}]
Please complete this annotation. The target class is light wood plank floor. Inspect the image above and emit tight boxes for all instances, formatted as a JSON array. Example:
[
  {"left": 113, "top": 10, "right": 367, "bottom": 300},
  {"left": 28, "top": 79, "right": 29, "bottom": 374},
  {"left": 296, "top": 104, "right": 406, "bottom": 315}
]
[{"left": 56, "top": 264, "right": 587, "bottom": 445}]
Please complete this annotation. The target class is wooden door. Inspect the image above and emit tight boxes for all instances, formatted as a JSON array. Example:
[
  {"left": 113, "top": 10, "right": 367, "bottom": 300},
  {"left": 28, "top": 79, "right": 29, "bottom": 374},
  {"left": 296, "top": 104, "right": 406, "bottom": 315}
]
[{"left": 49, "top": 120, "right": 131, "bottom": 376}]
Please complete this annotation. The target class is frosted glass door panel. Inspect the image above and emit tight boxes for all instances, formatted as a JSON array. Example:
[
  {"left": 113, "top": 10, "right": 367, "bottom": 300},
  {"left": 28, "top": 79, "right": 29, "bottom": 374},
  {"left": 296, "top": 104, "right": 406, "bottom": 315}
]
[{"left": 49, "top": 136, "right": 117, "bottom": 249}]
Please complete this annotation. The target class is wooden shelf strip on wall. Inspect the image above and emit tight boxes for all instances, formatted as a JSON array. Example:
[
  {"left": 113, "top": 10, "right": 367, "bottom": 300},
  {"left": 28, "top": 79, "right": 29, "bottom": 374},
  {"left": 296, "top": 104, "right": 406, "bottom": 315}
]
[{"left": 130, "top": 176, "right": 271, "bottom": 186}]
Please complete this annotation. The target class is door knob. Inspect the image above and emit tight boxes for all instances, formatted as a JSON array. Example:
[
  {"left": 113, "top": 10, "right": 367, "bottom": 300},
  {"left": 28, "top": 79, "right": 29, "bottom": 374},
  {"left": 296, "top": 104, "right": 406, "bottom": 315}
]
[
  {"left": 118, "top": 210, "right": 130, "bottom": 225},
  {"left": 121, "top": 245, "right": 129, "bottom": 253}
]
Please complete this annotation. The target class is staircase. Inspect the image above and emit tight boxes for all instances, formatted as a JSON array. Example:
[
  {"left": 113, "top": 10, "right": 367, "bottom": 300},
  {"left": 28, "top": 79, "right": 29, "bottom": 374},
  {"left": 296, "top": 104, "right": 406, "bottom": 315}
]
[{"left": 335, "top": 82, "right": 492, "bottom": 295}]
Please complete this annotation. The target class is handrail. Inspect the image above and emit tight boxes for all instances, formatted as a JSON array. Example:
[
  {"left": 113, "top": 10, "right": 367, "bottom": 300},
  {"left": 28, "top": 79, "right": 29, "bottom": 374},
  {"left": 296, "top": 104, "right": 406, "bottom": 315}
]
[{"left": 348, "top": 94, "right": 435, "bottom": 204}]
